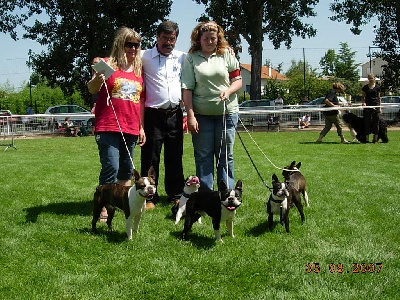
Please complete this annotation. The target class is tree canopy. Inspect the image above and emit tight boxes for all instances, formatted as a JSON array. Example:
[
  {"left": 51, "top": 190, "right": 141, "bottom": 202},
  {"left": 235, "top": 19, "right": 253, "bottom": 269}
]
[
  {"left": 319, "top": 42, "right": 359, "bottom": 82},
  {"left": 194, "top": 0, "right": 319, "bottom": 100},
  {"left": 0, "top": 0, "right": 172, "bottom": 102},
  {"left": 330, "top": 0, "right": 400, "bottom": 91}
]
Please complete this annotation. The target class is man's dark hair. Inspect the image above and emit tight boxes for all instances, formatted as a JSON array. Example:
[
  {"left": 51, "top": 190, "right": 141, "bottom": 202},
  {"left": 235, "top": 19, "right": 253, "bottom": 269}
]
[{"left": 157, "top": 20, "right": 179, "bottom": 37}]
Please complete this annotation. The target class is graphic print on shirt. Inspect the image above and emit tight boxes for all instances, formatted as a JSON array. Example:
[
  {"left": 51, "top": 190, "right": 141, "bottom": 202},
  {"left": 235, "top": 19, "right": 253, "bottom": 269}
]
[{"left": 112, "top": 77, "right": 142, "bottom": 103}]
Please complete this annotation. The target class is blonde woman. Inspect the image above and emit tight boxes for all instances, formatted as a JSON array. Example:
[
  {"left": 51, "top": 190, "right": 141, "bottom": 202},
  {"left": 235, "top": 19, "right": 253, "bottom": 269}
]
[
  {"left": 181, "top": 21, "right": 242, "bottom": 191},
  {"left": 88, "top": 26, "right": 145, "bottom": 189},
  {"left": 361, "top": 73, "right": 381, "bottom": 143}
]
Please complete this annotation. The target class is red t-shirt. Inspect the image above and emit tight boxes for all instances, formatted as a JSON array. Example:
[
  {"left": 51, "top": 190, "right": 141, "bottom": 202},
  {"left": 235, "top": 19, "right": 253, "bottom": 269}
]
[{"left": 95, "top": 62, "right": 144, "bottom": 136}]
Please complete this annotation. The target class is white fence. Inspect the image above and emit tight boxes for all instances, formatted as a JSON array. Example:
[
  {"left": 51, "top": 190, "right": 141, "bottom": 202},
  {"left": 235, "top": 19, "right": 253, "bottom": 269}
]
[
  {"left": 0, "top": 113, "right": 95, "bottom": 137},
  {"left": 1, "top": 104, "right": 399, "bottom": 138}
]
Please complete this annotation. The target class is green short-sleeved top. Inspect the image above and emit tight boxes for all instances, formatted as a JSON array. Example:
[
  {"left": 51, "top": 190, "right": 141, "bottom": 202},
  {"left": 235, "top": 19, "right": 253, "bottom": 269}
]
[{"left": 181, "top": 49, "right": 240, "bottom": 115}]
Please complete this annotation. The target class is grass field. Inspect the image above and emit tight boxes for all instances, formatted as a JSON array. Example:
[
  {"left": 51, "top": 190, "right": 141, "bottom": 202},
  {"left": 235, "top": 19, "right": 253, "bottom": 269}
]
[{"left": 0, "top": 129, "right": 399, "bottom": 299}]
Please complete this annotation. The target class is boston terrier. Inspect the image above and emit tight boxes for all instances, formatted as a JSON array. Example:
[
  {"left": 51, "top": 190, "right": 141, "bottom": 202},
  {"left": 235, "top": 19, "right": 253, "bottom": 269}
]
[
  {"left": 181, "top": 180, "right": 243, "bottom": 242},
  {"left": 172, "top": 175, "right": 201, "bottom": 225},
  {"left": 282, "top": 161, "right": 309, "bottom": 207},
  {"left": 267, "top": 174, "right": 305, "bottom": 233},
  {"left": 91, "top": 167, "right": 156, "bottom": 240}
]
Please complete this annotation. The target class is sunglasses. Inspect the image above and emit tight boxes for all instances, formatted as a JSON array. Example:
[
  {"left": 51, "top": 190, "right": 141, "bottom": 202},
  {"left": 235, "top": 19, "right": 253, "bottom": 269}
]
[{"left": 124, "top": 42, "right": 140, "bottom": 49}]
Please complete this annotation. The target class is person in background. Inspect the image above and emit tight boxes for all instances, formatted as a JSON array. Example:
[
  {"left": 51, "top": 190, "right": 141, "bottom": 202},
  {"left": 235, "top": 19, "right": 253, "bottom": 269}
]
[
  {"left": 361, "top": 73, "right": 381, "bottom": 143},
  {"left": 274, "top": 94, "right": 284, "bottom": 106},
  {"left": 315, "top": 82, "right": 349, "bottom": 144},
  {"left": 298, "top": 113, "right": 310, "bottom": 129},
  {"left": 63, "top": 116, "right": 80, "bottom": 137},
  {"left": 181, "top": 20, "right": 242, "bottom": 191},
  {"left": 140, "top": 20, "right": 185, "bottom": 209},
  {"left": 87, "top": 27, "right": 146, "bottom": 219},
  {"left": 26, "top": 106, "right": 33, "bottom": 115}
]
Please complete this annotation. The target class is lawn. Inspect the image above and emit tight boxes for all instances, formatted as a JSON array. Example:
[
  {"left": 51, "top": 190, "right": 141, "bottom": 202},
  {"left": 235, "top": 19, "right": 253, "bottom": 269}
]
[{"left": 0, "top": 129, "right": 399, "bottom": 300}]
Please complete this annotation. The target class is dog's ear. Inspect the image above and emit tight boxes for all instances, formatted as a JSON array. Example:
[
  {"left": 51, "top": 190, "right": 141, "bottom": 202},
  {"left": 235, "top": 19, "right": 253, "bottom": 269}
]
[
  {"left": 289, "top": 161, "right": 296, "bottom": 169},
  {"left": 148, "top": 166, "right": 156, "bottom": 179},
  {"left": 295, "top": 162, "right": 301, "bottom": 169},
  {"left": 235, "top": 180, "right": 243, "bottom": 191},
  {"left": 132, "top": 169, "right": 140, "bottom": 182},
  {"left": 272, "top": 174, "right": 279, "bottom": 183}
]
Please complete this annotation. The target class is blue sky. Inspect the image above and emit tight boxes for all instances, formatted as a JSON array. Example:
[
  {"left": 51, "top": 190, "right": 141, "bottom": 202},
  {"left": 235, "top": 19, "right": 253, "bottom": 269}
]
[{"left": 0, "top": 0, "right": 378, "bottom": 88}]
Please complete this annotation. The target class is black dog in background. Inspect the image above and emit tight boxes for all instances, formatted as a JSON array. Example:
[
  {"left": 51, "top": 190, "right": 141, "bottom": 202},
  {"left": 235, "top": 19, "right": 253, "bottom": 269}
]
[{"left": 342, "top": 112, "right": 389, "bottom": 143}]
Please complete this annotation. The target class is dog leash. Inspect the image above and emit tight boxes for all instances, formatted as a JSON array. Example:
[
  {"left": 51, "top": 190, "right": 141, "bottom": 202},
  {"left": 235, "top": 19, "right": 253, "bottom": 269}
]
[
  {"left": 215, "top": 102, "right": 231, "bottom": 189},
  {"left": 102, "top": 79, "right": 135, "bottom": 169},
  {"left": 234, "top": 120, "right": 271, "bottom": 190}
]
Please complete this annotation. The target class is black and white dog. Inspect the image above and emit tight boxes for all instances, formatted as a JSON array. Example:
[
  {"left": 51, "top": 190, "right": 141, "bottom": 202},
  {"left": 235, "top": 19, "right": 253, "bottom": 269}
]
[
  {"left": 172, "top": 175, "right": 201, "bottom": 224},
  {"left": 267, "top": 174, "right": 305, "bottom": 233},
  {"left": 91, "top": 167, "right": 156, "bottom": 240},
  {"left": 181, "top": 180, "right": 243, "bottom": 242},
  {"left": 282, "top": 161, "right": 309, "bottom": 207},
  {"left": 342, "top": 112, "right": 389, "bottom": 143}
]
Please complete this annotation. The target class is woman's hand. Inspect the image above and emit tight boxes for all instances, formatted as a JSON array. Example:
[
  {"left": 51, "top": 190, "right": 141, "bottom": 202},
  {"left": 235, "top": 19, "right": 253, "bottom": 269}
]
[
  {"left": 219, "top": 91, "right": 230, "bottom": 101},
  {"left": 187, "top": 115, "right": 199, "bottom": 134},
  {"left": 138, "top": 128, "right": 146, "bottom": 146}
]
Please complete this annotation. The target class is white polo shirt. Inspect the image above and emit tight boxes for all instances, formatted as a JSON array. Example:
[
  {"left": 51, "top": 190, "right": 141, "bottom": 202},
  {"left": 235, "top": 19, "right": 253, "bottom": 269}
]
[{"left": 141, "top": 46, "right": 186, "bottom": 109}]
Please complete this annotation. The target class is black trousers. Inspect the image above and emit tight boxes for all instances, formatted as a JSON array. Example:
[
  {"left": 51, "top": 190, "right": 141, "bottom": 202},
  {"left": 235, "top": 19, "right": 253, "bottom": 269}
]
[
  {"left": 141, "top": 107, "right": 184, "bottom": 200},
  {"left": 363, "top": 108, "right": 379, "bottom": 135}
]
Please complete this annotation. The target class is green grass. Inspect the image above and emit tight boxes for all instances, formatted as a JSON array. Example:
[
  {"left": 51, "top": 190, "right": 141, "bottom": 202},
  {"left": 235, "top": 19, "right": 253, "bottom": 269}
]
[{"left": 0, "top": 130, "right": 399, "bottom": 300}]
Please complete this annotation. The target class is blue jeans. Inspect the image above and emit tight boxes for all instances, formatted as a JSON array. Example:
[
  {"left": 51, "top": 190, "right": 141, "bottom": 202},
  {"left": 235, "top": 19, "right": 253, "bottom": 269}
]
[
  {"left": 95, "top": 132, "right": 138, "bottom": 185},
  {"left": 191, "top": 113, "right": 238, "bottom": 191}
]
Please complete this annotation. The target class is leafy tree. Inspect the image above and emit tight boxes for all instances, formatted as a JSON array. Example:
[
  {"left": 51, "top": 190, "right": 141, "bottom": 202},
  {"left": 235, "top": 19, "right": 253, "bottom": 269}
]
[
  {"left": 194, "top": 0, "right": 318, "bottom": 100},
  {"left": 319, "top": 49, "right": 336, "bottom": 76},
  {"left": 320, "top": 42, "right": 359, "bottom": 81},
  {"left": 0, "top": 0, "right": 172, "bottom": 103},
  {"left": 330, "top": 0, "right": 400, "bottom": 91}
]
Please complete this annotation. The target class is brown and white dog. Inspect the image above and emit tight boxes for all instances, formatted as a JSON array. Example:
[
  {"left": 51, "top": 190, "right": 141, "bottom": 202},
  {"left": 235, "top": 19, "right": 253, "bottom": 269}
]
[
  {"left": 91, "top": 167, "right": 156, "bottom": 240},
  {"left": 267, "top": 174, "right": 305, "bottom": 233},
  {"left": 282, "top": 161, "right": 309, "bottom": 207}
]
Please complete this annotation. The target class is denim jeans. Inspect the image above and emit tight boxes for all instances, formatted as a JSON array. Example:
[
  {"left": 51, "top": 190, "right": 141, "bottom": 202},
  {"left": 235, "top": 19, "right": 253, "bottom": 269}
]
[
  {"left": 95, "top": 132, "right": 138, "bottom": 185},
  {"left": 191, "top": 113, "right": 238, "bottom": 191}
]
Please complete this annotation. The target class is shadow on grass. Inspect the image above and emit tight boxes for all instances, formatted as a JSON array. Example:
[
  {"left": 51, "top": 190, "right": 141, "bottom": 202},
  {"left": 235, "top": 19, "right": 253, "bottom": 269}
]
[
  {"left": 246, "top": 220, "right": 271, "bottom": 237},
  {"left": 23, "top": 200, "right": 92, "bottom": 223},
  {"left": 170, "top": 230, "right": 216, "bottom": 249},
  {"left": 79, "top": 227, "right": 128, "bottom": 243}
]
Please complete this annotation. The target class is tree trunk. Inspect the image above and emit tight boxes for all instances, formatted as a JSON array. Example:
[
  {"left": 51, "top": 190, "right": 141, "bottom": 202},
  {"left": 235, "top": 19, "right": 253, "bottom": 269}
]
[{"left": 248, "top": 4, "right": 264, "bottom": 100}]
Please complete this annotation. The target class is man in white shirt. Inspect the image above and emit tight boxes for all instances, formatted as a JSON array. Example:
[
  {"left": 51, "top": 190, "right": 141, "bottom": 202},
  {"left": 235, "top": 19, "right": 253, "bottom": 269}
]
[{"left": 141, "top": 21, "right": 185, "bottom": 209}]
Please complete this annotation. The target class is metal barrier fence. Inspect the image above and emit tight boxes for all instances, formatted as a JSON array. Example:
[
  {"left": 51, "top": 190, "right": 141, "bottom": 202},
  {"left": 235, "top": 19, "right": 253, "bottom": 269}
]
[
  {"left": 0, "top": 113, "right": 95, "bottom": 137},
  {"left": 0, "top": 105, "right": 399, "bottom": 139}
]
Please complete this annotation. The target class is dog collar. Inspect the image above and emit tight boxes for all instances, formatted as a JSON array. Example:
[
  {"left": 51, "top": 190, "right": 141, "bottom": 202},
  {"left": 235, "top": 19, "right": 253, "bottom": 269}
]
[
  {"left": 182, "top": 192, "right": 191, "bottom": 198},
  {"left": 270, "top": 195, "right": 285, "bottom": 204}
]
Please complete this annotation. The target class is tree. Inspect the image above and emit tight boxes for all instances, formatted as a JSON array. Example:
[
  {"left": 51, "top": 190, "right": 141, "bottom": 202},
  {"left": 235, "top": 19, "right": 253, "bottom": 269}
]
[
  {"left": 194, "top": 0, "right": 318, "bottom": 100},
  {"left": 319, "top": 42, "right": 359, "bottom": 82},
  {"left": 0, "top": 0, "right": 172, "bottom": 102},
  {"left": 330, "top": 0, "right": 400, "bottom": 91},
  {"left": 319, "top": 49, "right": 336, "bottom": 76},
  {"left": 284, "top": 59, "right": 329, "bottom": 103}
]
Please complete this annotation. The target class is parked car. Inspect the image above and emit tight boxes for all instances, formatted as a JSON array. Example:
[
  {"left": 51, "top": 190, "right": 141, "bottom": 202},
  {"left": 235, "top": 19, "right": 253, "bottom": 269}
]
[
  {"left": 239, "top": 99, "right": 273, "bottom": 108},
  {"left": 300, "top": 96, "right": 348, "bottom": 120},
  {"left": 380, "top": 96, "right": 400, "bottom": 121},
  {"left": 305, "top": 96, "right": 348, "bottom": 106},
  {"left": 239, "top": 99, "right": 275, "bottom": 126},
  {"left": 44, "top": 105, "right": 94, "bottom": 127}
]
